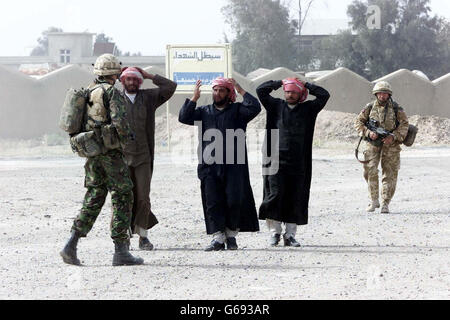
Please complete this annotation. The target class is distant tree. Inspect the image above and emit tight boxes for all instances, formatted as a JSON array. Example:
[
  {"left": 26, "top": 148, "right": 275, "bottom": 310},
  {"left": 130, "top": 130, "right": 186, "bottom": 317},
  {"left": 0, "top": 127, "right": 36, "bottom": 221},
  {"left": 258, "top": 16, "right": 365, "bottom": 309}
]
[
  {"left": 30, "top": 27, "right": 63, "bottom": 56},
  {"left": 94, "top": 33, "right": 141, "bottom": 57},
  {"left": 297, "top": 0, "right": 316, "bottom": 42},
  {"left": 314, "top": 0, "right": 450, "bottom": 80},
  {"left": 222, "top": 0, "right": 298, "bottom": 75},
  {"left": 95, "top": 33, "right": 113, "bottom": 43}
]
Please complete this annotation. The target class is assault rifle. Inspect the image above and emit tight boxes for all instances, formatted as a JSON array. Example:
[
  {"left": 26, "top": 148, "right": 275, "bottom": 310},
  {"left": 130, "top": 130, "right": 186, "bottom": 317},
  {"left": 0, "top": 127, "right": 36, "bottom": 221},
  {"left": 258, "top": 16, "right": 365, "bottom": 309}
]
[
  {"left": 355, "top": 119, "right": 395, "bottom": 164},
  {"left": 365, "top": 119, "right": 394, "bottom": 146}
]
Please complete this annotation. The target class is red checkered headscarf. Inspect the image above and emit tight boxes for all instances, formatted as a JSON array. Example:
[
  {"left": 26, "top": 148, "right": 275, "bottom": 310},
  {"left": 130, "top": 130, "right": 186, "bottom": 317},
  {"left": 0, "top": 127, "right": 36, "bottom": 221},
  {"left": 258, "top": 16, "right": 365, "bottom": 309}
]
[
  {"left": 212, "top": 77, "right": 236, "bottom": 102},
  {"left": 282, "top": 78, "right": 308, "bottom": 103},
  {"left": 120, "top": 67, "right": 144, "bottom": 85}
]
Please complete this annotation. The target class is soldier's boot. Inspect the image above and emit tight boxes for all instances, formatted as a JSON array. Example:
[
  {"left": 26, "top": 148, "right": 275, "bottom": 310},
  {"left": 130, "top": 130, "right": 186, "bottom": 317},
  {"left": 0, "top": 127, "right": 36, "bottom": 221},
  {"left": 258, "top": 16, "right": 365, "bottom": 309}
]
[
  {"left": 60, "top": 230, "right": 82, "bottom": 266},
  {"left": 380, "top": 202, "right": 390, "bottom": 214},
  {"left": 366, "top": 199, "right": 380, "bottom": 212},
  {"left": 112, "top": 241, "right": 144, "bottom": 266}
]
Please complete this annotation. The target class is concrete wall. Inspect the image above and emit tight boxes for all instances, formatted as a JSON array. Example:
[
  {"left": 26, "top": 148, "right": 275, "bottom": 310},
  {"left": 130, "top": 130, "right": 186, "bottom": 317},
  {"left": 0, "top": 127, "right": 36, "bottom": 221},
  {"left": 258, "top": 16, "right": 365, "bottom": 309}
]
[
  {"left": 0, "top": 65, "right": 95, "bottom": 138},
  {"left": 314, "top": 67, "right": 373, "bottom": 113},
  {"left": 1, "top": 64, "right": 449, "bottom": 139},
  {"left": 433, "top": 74, "right": 450, "bottom": 118},
  {"left": 0, "top": 65, "right": 39, "bottom": 138},
  {"left": 374, "top": 69, "right": 436, "bottom": 116}
]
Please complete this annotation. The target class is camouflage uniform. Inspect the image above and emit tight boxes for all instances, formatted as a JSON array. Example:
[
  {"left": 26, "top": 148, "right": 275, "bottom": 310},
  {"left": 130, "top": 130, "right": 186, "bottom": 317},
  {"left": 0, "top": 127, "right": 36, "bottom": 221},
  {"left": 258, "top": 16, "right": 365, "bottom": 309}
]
[
  {"left": 61, "top": 53, "right": 143, "bottom": 266},
  {"left": 71, "top": 80, "right": 134, "bottom": 243},
  {"left": 355, "top": 99, "right": 409, "bottom": 206}
]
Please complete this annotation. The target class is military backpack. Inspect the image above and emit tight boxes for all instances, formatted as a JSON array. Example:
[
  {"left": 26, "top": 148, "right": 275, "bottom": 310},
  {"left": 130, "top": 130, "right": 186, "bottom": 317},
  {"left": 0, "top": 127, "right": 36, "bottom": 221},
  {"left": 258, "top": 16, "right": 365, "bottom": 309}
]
[
  {"left": 59, "top": 85, "right": 108, "bottom": 134},
  {"left": 59, "top": 85, "right": 120, "bottom": 157}
]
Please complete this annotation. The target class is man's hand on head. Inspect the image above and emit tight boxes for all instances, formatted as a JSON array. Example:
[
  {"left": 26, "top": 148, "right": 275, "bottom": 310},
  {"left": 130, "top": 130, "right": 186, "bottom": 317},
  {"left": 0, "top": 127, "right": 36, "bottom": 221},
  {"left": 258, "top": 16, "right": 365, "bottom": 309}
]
[
  {"left": 230, "top": 78, "right": 246, "bottom": 96},
  {"left": 296, "top": 78, "right": 306, "bottom": 86},
  {"left": 135, "top": 67, "right": 154, "bottom": 80}
]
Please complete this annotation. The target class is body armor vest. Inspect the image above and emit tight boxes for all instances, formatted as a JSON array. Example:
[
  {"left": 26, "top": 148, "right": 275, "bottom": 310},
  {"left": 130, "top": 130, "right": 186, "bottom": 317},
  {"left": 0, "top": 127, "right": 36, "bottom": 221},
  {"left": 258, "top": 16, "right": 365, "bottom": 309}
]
[
  {"left": 368, "top": 100, "right": 398, "bottom": 132},
  {"left": 85, "top": 83, "right": 112, "bottom": 131}
]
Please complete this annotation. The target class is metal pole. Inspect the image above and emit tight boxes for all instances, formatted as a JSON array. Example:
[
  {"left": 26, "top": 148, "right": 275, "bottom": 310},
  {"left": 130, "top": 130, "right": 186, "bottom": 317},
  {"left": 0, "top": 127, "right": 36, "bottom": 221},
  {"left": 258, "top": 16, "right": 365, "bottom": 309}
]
[{"left": 166, "top": 101, "right": 170, "bottom": 152}]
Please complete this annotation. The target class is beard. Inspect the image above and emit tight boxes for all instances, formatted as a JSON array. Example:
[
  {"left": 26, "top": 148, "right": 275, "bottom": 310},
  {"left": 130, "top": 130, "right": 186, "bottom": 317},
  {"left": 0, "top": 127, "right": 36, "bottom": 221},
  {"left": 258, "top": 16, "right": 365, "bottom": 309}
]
[
  {"left": 124, "top": 83, "right": 139, "bottom": 94},
  {"left": 213, "top": 96, "right": 229, "bottom": 107},
  {"left": 286, "top": 97, "right": 300, "bottom": 105}
]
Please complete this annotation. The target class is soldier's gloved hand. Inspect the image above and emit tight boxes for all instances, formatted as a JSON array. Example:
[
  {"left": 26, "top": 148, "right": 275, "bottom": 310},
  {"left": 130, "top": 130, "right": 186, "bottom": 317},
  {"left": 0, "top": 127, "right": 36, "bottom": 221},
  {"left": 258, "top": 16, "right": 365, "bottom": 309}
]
[{"left": 369, "top": 131, "right": 378, "bottom": 141}]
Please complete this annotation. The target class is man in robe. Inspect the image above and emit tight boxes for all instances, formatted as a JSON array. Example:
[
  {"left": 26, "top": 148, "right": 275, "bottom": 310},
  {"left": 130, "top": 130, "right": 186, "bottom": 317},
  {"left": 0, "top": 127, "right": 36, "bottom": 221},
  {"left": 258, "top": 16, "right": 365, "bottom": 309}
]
[
  {"left": 120, "top": 67, "right": 177, "bottom": 250},
  {"left": 257, "top": 78, "right": 330, "bottom": 247},
  {"left": 178, "top": 77, "right": 260, "bottom": 251}
]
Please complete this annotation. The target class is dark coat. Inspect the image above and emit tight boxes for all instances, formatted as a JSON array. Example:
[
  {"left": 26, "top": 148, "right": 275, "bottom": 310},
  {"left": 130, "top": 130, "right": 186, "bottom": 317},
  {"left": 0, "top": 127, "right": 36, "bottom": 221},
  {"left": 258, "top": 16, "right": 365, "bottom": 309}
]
[
  {"left": 257, "top": 80, "right": 330, "bottom": 225},
  {"left": 122, "top": 75, "right": 177, "bottom": 231},
  {"left": 123, "top": 75, "right": 177, "bottom": 168},
  {"left": 178, "top": 93, "right": 261, "bottom": 234}
]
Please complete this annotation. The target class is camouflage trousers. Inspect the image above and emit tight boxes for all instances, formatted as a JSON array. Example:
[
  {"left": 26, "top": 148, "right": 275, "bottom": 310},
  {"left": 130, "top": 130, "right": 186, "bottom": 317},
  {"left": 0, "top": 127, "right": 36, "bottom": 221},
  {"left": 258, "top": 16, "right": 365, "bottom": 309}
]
[
  {"left": 363, "top": 143, "right": 401, "bottom": 205},
  {"left": 71, "top": 149, "right": 133, "bottom": 243}
]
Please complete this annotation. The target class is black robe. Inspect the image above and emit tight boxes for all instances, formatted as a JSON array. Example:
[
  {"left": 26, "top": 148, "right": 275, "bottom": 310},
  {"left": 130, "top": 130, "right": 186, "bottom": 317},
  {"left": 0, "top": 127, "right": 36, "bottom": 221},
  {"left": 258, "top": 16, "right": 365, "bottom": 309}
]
[
  {"left": 257, "top": 80, "right": 330, "bottom": 225},
  {"left": 178, "top": 93, "right": 261, "bottom": 234}
]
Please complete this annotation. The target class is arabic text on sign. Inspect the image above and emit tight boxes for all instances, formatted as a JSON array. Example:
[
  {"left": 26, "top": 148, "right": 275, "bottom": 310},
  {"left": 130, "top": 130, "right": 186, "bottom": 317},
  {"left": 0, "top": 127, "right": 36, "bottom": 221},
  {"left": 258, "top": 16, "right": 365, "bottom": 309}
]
[
  {"left": 172, "top": 51, "right": 223, "bottom": 61},
  {"left": 173, "top": 72, "right": 225, "bottom": 85}
]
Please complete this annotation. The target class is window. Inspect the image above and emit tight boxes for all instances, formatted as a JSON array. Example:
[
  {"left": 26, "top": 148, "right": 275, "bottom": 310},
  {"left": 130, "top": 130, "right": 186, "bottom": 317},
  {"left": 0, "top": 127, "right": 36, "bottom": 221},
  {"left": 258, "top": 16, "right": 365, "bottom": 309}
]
[{"left": 60, "top": 49, "right": 71, "bottom": 64}]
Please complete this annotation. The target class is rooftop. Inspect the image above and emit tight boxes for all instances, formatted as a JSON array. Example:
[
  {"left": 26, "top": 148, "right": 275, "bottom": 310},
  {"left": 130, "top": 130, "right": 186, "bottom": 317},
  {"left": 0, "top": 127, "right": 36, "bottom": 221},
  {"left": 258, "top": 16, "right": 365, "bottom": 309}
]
[
  {"left": 301, "top": 19, "right": 350, "bottom": 35},
  {"left": 47, "top": 32, "right": 95, "bottom": 36}
]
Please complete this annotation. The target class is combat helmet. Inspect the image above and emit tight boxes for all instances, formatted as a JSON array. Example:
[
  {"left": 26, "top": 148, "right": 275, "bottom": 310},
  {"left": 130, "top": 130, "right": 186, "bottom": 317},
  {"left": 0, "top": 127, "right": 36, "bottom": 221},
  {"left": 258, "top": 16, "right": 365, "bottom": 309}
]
[
  {"left": 93, "top": 54, "right": 122, "bottom": 76},
  {"left": 372, "top": 81, "right": 393, "bottom": 96}
]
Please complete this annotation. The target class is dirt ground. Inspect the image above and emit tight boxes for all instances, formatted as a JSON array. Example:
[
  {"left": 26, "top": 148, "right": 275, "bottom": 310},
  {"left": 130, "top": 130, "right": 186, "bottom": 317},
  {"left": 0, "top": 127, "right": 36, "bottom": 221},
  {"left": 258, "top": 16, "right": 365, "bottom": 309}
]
[{"left": 0, "top": 110, "right": 449, "bottom": 300}]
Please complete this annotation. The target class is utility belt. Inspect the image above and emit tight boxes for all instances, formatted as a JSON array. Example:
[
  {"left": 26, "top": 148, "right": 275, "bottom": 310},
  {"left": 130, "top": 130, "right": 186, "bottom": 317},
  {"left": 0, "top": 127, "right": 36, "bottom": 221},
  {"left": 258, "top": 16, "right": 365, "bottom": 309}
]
[{"left": 70, "top": 124, "right": 121, "bottom": 158}]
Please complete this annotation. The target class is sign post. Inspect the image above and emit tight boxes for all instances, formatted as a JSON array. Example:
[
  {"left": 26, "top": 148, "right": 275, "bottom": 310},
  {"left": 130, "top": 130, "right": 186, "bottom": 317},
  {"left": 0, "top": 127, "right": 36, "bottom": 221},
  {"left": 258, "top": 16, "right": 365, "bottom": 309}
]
[{"left": 165, "top": 44, "right": 233, "bottom": 150}]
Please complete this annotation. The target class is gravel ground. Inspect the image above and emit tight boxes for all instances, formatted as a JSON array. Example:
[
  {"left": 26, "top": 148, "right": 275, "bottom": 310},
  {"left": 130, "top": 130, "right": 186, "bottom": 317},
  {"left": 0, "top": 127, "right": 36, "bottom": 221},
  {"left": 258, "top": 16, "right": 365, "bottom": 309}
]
[{"left": 0, "top": 144, "right": 449, "bottom": 300}]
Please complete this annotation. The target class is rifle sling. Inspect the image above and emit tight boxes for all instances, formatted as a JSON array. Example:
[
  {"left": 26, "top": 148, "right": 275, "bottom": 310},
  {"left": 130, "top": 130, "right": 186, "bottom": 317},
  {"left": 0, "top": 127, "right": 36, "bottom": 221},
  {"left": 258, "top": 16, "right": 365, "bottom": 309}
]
[{"left": 355, "top": 136, "right": 377, "bottom": 164}]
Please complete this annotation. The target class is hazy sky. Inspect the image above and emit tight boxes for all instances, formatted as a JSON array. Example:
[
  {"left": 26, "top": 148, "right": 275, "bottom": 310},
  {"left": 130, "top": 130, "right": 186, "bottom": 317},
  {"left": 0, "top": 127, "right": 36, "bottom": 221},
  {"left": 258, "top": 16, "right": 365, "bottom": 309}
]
[{"left": 0, "top": 0, "right": 449, "bottom": 56}]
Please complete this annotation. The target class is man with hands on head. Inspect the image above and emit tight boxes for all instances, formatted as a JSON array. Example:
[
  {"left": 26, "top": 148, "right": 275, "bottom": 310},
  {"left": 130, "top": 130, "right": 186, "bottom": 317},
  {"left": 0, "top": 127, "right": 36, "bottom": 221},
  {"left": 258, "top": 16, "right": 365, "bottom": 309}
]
[
  {"left": 119, "top": 66, "right": 177, "bottom": 250},
  {"left": 257, "top": 77, "right": 330, "bottom": 247},
  {"left": 179, "top": 77, "right": 261, "bottom": 251}
]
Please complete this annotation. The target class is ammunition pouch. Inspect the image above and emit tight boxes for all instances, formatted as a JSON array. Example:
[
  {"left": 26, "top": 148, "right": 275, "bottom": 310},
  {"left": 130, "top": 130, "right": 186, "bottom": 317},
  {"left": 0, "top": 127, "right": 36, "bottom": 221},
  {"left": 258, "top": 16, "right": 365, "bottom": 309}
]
[
  {"left": 101, "top": 124, "right": 121, "bottom": 150},
  {"left": 402, "top": 124, "right": 418, "bottom": 147},
  {"left": 70, "top": 131, "right": 103, "bottom": 158}
]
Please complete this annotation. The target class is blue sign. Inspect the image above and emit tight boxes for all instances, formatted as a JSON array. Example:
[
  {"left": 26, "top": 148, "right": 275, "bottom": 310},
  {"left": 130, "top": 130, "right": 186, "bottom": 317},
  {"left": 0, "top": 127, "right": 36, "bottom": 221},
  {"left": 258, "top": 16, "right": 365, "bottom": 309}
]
[{"left": 173, "top": 72, "right": 224, "bottom": 85}]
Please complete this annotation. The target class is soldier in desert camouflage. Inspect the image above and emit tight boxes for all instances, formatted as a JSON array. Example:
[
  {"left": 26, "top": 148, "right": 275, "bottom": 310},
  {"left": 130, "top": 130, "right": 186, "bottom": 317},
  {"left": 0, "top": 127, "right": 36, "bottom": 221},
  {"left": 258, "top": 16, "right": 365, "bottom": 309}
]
[{"left": 355, "top": 81, "right": 409, "bottom": 214}]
